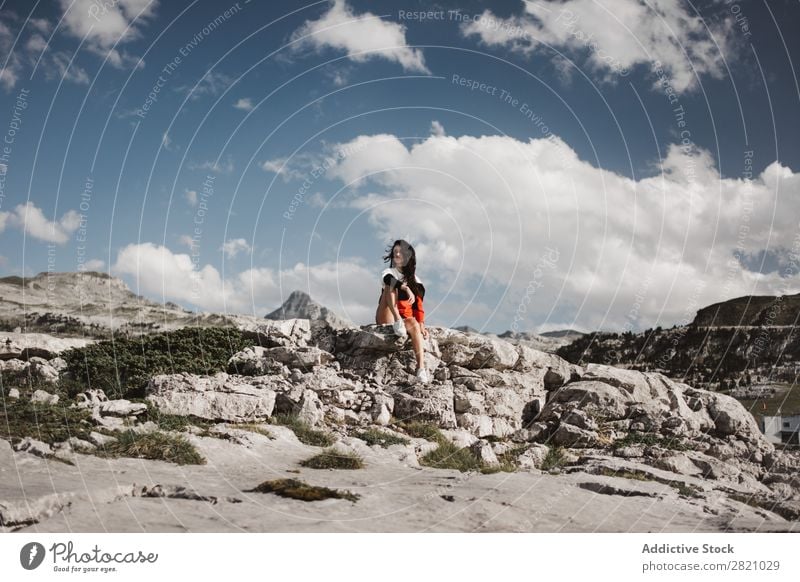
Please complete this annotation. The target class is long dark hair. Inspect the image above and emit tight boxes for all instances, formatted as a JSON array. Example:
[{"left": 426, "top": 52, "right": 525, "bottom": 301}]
[{"left": 382, "top": 239, "right": 423, "bottom": 298}]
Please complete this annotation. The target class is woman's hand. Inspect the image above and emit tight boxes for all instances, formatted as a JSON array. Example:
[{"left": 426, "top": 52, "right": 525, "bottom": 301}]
[
  {"left": 401, "top": 284, "right": 415, "bottom": 304},
  {"left": 420, "top": 323, "right": 429, "bottom": 339}
]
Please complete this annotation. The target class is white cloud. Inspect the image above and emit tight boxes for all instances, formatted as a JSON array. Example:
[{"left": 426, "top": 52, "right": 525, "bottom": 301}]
[
  {"left": 220, "top": 238, "right": 251, "bottom": 259},
  {"left": 323, "top": 128, "right": 800, "bottom": 331},
  {"left": 58, "top": 0, "right": 156, "bottom": 68},
  {"left": 188, "top": 155, "right": 234, "bottom": 174},
  {"left": 178, "top": 234, "right": 196, "bottom": 249},
  {"left": 179, "top": 70, "right": 233, "bottom": 101},
  {"left": 162, "top": 131, "right": 176, "bottom": 151},
  {"left": 111, "top": 241, "right": 376, "bottom": 320},
  {"left": 430, "top": 120, "right": 445, "bottom": 137},
  {"left": 461, "top": 0, "right": 733, "bottom": 93},
  {"left": 28, "top": 18, "right": 52, "bottom": 34},
  {"left": 292, "top": 0, "right": 429, "bottom": 73},
  {"left": 261, "top": 157, "right": 306, "bottom": 181},
  {"left": 4, "top": 202, "right": 81, "bottom": 244},
  {"left": 0, "top": 20, "right": 22, "bottom": 91},
  {"left": 0, "top": 16, "right": 93, "bottom": 90},
  {"left": 233, "top": 97, "right": 253, "bottom": 111},
  {"left": 184, "top": 189, "right": 197, "bottom": 206},
  {"left": 82, "top": 258, "right": 105, "bottom": 270}
]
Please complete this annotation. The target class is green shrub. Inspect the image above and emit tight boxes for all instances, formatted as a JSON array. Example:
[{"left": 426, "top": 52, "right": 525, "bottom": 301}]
[
  {"left": 60, "top": 327, "right": 256, "bottom": 399},
  {"left": 541, "top": 446, "right": 568, "bottom": 471},
  {"left": 96, "top": 430, "right": 205, "bottom": 465},
  {"left": 612, "top": 431, "right": 690, "bottom": 451},
  {"left": 0, "top": 399, "right": 94, "bottom": 445},
  {"left": 420, "top": 439, "right": 483, "bottom": 472},
  {"left": 269, "top": 413, "right": 335, "bottom": 447},
  {"left": 246, "top": 478, "right": 359, "bottom": 502},
  {"left": 353, "top": 428, "right": 410, "bottom": 448},
  {"left": 299, "top": 448, "right": 364, "bottom": 469},
  {"left": 396, "top": 420, "right": 446, "bottom": 443},
  {"left": 142, "top": 401, "right": 213, "bottom": 433}
]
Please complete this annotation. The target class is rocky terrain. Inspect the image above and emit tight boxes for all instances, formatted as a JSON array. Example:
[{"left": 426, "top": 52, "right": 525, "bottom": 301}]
[
  {"left": 0, "top": 271, "right": 278, "bottom": 339},
  {"left": 2, "top": 316, "right": 799, "bottom": 533},
  {"left": 557, "top": 320, "right": 800, "bottom": 393}
]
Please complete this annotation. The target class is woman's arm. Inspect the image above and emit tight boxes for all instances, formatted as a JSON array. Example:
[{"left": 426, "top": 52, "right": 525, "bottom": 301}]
[
  {"left": 400, "top": 282, "right": 415, "bottom": 304},
  {"left": 413, "top": 295, "right": 428, "bottom": 338}
]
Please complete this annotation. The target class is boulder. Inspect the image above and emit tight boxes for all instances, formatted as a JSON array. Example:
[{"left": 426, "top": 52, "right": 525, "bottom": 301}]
[
  {"left": 394, "top": 382, "right": 457, "bottom": 429},
  {"left": 31, "top": 389, "right": 59, "bottom": 405},
  {"left": 146, "top": 372, "right": 279, "bottom": 423}
]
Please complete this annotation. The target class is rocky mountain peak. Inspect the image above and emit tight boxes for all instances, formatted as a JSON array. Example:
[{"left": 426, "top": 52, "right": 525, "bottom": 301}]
[{"left": 265, "top": 290, "right": 352, "bottom": 329}]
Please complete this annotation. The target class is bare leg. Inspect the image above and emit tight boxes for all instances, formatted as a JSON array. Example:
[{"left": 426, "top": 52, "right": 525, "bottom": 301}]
[
  {"left": 376, "top": 285, "right": 402, "bottom": 324},
  {"left": 403, "top": 317, "right": 425, "bottom": 370}
]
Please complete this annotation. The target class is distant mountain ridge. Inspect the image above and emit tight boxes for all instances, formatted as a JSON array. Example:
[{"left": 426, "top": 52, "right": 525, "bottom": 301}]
[
  {"left": 692, "top": 293, "right": 800, "bottom": 327},
  {"left": 265, "top": 290, "right": 353, "bottom": 329},
  {"left": 556, "top": 291, "right": 800, "bottom": 392},
  {"left": 0, "top": 271, "right": 260, "bottom": 338}
]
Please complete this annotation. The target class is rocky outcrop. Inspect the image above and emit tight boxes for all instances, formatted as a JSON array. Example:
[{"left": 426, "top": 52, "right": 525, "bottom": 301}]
[
  {"left": 138, "top": 319, "right": 794, "bottom": 500},
  {"left": 3, "top": 317, "right": 800, "bottom": 532}
]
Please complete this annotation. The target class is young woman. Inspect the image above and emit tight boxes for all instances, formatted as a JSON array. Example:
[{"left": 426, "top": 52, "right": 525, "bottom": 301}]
[{"left": 375, "top": 239, "right": 430, "bottom": 383}]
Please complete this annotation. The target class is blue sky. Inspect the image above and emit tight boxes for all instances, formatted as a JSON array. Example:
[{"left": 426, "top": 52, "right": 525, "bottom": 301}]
[{"left": 0, "top": 0, "right": 798, "bottom": 333}]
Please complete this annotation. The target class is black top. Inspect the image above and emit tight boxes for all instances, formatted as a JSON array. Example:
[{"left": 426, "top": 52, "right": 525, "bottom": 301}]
[{"left": 382, "top": 273, "right": 425, "bottom": 302}]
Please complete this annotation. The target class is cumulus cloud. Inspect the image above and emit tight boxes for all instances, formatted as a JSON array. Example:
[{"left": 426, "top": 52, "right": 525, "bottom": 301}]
[
  {"left": 220, "top": 238, "right": 251, "bottom": 259},
  {"left": 291, "top": 0, "right": 429, "bottom": 73},
  {"left": 0, "top": 16, "right": 92, "bottom": 90},
  {"left": 58, "top": 0, "right": 157, "bottom": 68},
  {"left": 111, "top": 241, "right": 376, "bottom": 320},
  {"left": 261, "top": 157, "right": 307, "bottom": 182},
  {"left": 324, "top": 128, "right": 800, "bottom": 331},
  {"left": 430, "top": 120, "right": 446, "bottom": 137},
  {"left": 233, "top": 97, "right": 253, "bottom": 111},
  {"left": 461, "top": 0, "right": 733, "bottom": 93},
  {"left": 1, "top": 202, "right": 81, "bottom": 244}
]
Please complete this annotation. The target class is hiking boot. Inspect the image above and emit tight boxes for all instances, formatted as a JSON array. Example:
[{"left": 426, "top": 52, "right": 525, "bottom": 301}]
[{"left": 416, "top": 367, "right": 430, "bottom": 384}]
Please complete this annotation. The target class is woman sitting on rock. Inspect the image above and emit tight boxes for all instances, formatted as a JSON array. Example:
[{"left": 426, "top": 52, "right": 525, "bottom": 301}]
[{"left": 375, "top": 239, "right": 430, "bottom": 383}]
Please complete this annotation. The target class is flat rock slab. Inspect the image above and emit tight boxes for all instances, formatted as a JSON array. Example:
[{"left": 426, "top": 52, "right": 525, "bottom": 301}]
[{"left": 1, "top": 436, "right": 796, "bottom": 533}]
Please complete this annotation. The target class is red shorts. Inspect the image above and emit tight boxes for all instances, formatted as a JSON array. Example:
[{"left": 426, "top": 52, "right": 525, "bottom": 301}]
[{"left": 396, "top": 300, "right": 414, "bottom": 319}]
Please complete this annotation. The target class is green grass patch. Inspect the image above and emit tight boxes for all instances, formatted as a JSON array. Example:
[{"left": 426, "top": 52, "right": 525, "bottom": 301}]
[
  {"left": 541, "top": 446, "right": 568, "bottom": 471},
  {"left": 597, "top": 467, "right": 702, "bottom": 498},
  {"left": 395, "top": 420, "right": 447, "bottom": 443},
  {"left": 95, "top": 430, "right": 205, "bottom": 465},
  {"left": 299, "top": 448, "right": 365, "bottom": 470},
  {"left": 0, "top": 399, "right": 94, "bottom": 445},
  {"left": 246, "top": 478, "right": 359, "bottom": 502},
  {"left": 269, "top": 413, "right": 335, "bottom": 447},
  {"left": 234, "top": 423, "right": 274, "bottom": 439},
  {"left": 60, "top": 326, "right": 257, "bottom": 399},
  {"left": 420, "top": 439, "right": 483, "bottom": 471},
  {"left": 141, "top": 401, "right": 214, "bottom": 433},
  {"left": 396, "top": 420, "right": 518, "bottom": 473},
  {"left": 612, "top": 431, "right": 690, "bottom": 451},
  {"left": 484, "top": 444, "right": 530, "bottom": 474},
  {"left": 353, "top": 427, "right": 410, "bottom": 448}
]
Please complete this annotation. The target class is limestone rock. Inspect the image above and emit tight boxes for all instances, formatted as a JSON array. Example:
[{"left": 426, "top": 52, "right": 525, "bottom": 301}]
[
  {"left": 13, "top": 437, "right": 53, "bottom": 458},
  {"left": 31, "top": 389, "right": 59, "bottom": 405},
  {"left": 146, "top": 373, "right": 279, "bottom": 423}
]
